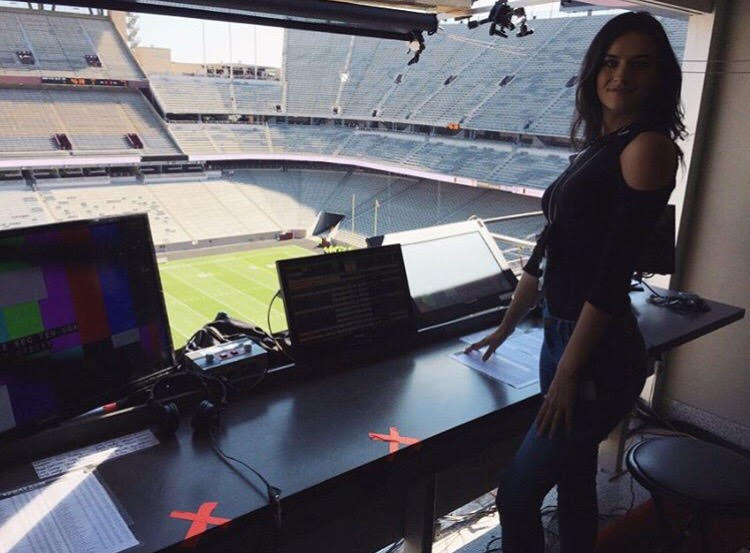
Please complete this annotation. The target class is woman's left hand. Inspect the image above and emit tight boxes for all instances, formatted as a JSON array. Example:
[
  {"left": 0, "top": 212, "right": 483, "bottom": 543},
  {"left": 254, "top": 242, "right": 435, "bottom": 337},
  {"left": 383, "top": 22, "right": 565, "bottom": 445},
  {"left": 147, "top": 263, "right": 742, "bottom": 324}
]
[{"left": 535, "top": 367, "right": 579, "bottom": 439}]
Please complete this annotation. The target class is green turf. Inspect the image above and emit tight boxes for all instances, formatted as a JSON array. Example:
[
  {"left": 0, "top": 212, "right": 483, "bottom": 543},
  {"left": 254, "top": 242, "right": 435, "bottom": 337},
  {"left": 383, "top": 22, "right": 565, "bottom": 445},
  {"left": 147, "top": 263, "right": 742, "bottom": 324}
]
[{"left": 159, "top": 244, "right": 314, "bottom": 348}]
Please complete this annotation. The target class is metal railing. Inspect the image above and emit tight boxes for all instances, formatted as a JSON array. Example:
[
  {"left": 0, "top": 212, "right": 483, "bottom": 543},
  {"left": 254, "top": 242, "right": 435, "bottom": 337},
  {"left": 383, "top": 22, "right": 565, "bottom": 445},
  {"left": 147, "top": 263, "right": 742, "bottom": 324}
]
[{"left": 470, "top": 210, "right": 543, "bottom": 275}]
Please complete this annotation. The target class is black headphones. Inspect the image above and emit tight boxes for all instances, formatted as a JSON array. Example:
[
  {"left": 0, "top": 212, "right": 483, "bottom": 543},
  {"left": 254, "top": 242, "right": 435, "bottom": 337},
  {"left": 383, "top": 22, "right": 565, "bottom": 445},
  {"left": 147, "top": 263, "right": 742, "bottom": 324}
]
[{"left": 149, "top": 371, "right": 228, "bottom": 437}]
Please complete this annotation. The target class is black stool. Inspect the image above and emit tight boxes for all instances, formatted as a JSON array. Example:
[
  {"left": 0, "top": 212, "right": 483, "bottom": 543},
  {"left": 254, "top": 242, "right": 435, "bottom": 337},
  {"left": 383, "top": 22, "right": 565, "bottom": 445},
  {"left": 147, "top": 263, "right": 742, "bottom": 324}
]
[{"left": 626, "top": 436, "right": 750, "bottom": 553}]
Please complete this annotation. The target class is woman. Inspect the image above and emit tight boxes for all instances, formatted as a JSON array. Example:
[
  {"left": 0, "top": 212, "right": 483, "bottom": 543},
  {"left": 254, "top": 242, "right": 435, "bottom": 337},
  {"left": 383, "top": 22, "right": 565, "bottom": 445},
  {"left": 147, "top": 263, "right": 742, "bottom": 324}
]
[{"left": 464, "top": 11, "right": 685, "bottom": 553}]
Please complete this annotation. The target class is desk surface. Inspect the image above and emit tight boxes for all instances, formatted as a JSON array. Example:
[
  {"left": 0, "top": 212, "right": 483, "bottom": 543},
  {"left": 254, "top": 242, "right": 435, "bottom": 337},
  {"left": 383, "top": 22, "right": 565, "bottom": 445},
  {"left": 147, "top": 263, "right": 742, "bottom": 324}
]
[
  {"left": 628, "top": 288, "right": 744, "bottom": 355},
  {"left": 0, "top": 287, "right": 744, "bottom": 553}
]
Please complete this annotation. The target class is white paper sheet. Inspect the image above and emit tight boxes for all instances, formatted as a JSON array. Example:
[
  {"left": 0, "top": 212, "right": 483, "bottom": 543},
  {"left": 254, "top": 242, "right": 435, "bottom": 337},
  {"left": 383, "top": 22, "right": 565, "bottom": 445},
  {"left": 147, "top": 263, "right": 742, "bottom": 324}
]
[
  {"left": 452, "top": 329, "right": 543, "bottom": 388},
  {"left": 33, "top": 429, "right": 159, "bottom": 480},
  {"left": 0, "top": 469, "right": 138, "bottom": 553},
  {"left": 451, "top": 350, "right": 538, "bottom": 388}
]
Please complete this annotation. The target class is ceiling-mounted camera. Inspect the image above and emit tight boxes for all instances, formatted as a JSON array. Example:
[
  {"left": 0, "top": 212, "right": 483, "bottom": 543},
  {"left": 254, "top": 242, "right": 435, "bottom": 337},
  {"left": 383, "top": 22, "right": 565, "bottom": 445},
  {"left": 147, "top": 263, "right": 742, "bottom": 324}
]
[{"left": 467, "top": 0, "right": 534, "bottom": 38}]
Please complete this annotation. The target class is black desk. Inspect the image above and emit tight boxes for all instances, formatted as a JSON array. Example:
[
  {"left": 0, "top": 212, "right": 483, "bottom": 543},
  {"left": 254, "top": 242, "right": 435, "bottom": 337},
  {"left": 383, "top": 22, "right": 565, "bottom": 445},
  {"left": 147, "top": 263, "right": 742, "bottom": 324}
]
[{"left": 0, "top": 287, "right": 744, "bottom": 553}]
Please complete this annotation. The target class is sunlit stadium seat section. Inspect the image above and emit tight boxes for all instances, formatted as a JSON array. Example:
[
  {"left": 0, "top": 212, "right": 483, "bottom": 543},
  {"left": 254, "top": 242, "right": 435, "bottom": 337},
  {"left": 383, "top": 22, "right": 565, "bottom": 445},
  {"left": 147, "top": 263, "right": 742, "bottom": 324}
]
[
  {"left": 169, "top": 123, "right": 569, "bottom": 190},
  {"left": 7, "top": 169, "right": 542, "bottom": 250},
  {"left": 0, "top": 87, "right": 180, "bottom": 156},
  {"left": 150, "top": 75, "right": 283, "bottom": 116},
  {"left": 0, "top": 182, "right": 52, "bottom": 231},
  {"left": 149, "top": 15, "right": 684, "bottom": 140},
  {"left": 35, "top": 179, "right": 283, "bottom": 245},
  {"left": 284, "top": 31, "right": 352, "bottom": 116},
  {"left": 0, "top": 8, "right": 144, "bottom": 80},
  {"left": 280, "top": 16, "right": 686, "bottom": 136}
]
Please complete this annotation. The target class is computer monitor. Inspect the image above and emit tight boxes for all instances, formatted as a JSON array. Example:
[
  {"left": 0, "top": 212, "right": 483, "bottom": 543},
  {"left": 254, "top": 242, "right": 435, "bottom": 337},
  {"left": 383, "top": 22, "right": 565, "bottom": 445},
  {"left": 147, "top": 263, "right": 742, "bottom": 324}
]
[
  {"left": 371, "top": 220, "right": 518, "bottom": 328},
  {"left": 276, "top": 245, "right": 416, "bottom": 366},
  {"left": 0, "top": 214, "right": 174, "bottom": 445}
]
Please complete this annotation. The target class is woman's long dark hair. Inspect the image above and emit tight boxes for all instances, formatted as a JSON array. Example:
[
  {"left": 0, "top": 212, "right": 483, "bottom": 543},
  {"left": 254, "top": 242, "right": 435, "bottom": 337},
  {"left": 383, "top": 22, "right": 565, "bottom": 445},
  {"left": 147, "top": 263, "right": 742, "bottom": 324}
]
[{"left": 571, "top": 11, "right": 686, "bottom": 154}]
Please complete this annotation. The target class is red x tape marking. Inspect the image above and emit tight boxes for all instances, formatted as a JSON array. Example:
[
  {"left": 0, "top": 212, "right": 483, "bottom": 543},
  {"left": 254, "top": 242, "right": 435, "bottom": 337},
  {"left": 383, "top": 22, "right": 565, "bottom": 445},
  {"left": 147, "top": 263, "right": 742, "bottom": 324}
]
[
  {"left": 170, "top": 501, "right": 230, "bottom": 539},
  {"left": 368, "top": 426, "right": 420, "bottom": 453}
]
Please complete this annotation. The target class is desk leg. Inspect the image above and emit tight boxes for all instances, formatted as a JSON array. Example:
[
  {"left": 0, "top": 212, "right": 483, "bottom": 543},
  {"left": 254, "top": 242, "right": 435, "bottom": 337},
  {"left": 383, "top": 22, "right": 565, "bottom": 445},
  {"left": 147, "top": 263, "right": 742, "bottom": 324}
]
[
  {"left": 650, "top": 354, "right": 666, "bottom": 412},
  {"left": 403, "top": 474, "right": 436, "bottom": 553},
  {"left": 610, "top": 408, "right": 633, "bottom": 481},
  {"left": 610, "top": 353, "right": 665, "bottom": 480}
]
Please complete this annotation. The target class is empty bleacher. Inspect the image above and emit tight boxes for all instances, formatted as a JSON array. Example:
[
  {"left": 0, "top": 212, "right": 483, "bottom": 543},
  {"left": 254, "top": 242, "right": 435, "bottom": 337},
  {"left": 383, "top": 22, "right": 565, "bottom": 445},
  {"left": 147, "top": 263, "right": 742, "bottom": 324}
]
[
  {"left": 36, "top": 181, "right": 192, "bottom": 245},
  {"left": 150, "top": 75, "right": 283, "bottom": 116},
  {"left": 0, "top": 9, "right": 144, "bottom": 80},
  {"left": 283, "top": 31, "right": 351, "bottom": 116},
  {"left": 0, "top": 182, "right": 51, "bottom": 231},
  {"left": 169, "top": 122, "right": 569, "bottom": 191},
  {"left": 153, "top": 14, "right": 686, "bottom": 145},
  {"left": 281, "top": 15, "right": 686, "bottom": 137},
  {"left": 0, "top": 87, "right": 180, "bottom": 156},
  {"left": 12, "top": 168, "right": 541, "bottom": 249}
]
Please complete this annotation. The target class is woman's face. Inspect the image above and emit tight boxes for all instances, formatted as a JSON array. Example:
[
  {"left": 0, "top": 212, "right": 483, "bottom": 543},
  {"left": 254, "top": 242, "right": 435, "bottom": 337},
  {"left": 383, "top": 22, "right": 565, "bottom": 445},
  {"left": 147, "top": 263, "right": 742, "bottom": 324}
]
[{"left": 596, "top": 31, "right": 660, "bottom": 121}]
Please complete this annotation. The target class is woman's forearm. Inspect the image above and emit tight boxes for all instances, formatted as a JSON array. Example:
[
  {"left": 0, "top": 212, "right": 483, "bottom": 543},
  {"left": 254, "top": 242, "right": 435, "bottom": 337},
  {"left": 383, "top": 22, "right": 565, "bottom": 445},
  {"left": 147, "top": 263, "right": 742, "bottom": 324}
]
[{"left": 499, "top": 269, "right": 543, "bottom": 333}]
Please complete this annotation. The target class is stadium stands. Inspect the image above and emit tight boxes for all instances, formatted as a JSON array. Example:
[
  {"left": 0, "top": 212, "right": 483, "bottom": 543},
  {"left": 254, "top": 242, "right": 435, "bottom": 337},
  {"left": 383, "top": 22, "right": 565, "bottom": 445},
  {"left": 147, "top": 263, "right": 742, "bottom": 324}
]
[
  {"left": 150, "top": 75, "right": 283, "bottom": 116},
  {"left": 168, "top": 122, "right": 570, "bottom": 190},
  {"left": 0, "top": 87, "right": 180, "bottom": 156},
  {"left": 0, "top": 182, "right": 51, "bottom": 231},
  {"left": 11, "top": 169, "right": 541, "bottom": 249},
  {"left": 36, "top": 180, "right": 192, "bottom": 245},
  {"left": 0, "top": 8, "right": 144, "bottom": 80},
  {"left": 0, "top": 8, "right": 685, "bottom": 259},
  {"left": 283, "top": 31, "right": 351, "bottom": 116},
  {"left": 280, "top": 16, "right": 686, "bottom": 136}
]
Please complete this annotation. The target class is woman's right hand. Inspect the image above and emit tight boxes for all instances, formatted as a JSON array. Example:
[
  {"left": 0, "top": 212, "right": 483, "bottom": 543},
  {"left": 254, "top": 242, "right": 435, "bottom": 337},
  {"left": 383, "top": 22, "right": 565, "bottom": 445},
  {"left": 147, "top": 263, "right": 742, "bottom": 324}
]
[{"left": 464, "top": 325, "right": 512, "bottom": 361}]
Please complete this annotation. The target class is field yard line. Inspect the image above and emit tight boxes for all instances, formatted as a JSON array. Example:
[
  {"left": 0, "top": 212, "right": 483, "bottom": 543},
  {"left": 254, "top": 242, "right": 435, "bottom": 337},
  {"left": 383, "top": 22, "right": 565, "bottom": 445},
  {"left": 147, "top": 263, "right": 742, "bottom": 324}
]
[
  {"left": 204, "top": 263, "right": 284, "bottom": 315},
  {"left": 252, "top": 263, "right": 282, "bottom": 282},
  {"left": 220, "top": 261, "right": 278, "bottom": 292},
  {"left": 163, "top": 290, "right": 212, "bottom": 323},
  {"left": 166, "top": 268, "right": 284, "bottom": 325}
]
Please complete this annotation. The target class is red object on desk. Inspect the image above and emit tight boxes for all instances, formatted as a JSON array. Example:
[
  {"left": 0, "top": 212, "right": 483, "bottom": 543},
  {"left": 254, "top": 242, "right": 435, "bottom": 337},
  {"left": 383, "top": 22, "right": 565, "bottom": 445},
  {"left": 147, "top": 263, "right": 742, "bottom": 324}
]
[
  {"left": 368, "top": 427, "right": 420, "bottom": 454},
  {"left": 170, "top": 501, "right": 231, "bottom": 539}
]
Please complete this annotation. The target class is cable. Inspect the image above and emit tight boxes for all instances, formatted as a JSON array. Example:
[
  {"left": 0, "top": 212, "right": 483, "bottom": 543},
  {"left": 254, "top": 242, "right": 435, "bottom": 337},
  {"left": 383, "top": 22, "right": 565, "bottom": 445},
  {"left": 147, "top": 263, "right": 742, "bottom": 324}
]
[
  {"left": 149, "top": 368, "right": 227, "bottom": 408},
  {"left": 383, "top": 538, "right": 405, "bottom": 553},
  {"left": 639, "top": 277, "right": 666, "bottom": 298},
  {"left": 209, "top": 428, "right": 283, "bottom": 532},
  {"left": 436, "top": 502, "right": 498, "bottom": 538},
  {"left": 268, "top": 290, "right": 294, "bottom": 362},
  {"left": 484, "top": 534, "right": 502, "bottom": 552},
  {"left": 642, "top": 282, "right": 711, "bottom": 314},
  {"left": 634, "top": 400, "right": 700, "bottom": 440}
]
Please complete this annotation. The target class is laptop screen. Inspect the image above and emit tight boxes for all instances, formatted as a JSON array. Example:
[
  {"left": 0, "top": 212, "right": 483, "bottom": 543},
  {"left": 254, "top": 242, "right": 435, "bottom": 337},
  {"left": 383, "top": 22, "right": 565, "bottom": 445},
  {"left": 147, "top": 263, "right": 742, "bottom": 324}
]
[{"left": 276, "top": 245, "right": 416, "bottom": 365}]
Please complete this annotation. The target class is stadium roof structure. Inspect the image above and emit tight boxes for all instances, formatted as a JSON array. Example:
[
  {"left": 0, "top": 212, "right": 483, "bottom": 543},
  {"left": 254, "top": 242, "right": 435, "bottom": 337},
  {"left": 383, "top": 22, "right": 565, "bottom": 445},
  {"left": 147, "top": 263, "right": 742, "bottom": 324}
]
[
  {"left": 46, "top": 0, "right": 439, "bottom": 40},
  {"left": 333, "top": 0, "right": 712, "bottom": 17}
]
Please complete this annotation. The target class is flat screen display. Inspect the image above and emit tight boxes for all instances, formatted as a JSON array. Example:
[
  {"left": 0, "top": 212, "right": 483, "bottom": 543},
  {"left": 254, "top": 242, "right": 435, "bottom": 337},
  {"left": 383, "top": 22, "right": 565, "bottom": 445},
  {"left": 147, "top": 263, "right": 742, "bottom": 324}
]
[
  {"left": 383, "top": 228, "right": 516, "bottom": 328},
  {"left": 401, "top": 231, "right": 513, "bottom": 312},
  {"left": 277, "top": 245, "right": 416, "bottom": 365},
  {"left": 0, "top": 214, "right": 174, "bottom": 444}
]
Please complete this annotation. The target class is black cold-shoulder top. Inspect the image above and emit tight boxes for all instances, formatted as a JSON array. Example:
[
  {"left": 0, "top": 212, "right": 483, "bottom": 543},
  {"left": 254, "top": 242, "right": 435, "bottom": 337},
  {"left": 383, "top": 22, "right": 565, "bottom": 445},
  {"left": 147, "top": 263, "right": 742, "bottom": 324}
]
[{"left": 523, "top": 121, "right": 676, "bottom": 321}]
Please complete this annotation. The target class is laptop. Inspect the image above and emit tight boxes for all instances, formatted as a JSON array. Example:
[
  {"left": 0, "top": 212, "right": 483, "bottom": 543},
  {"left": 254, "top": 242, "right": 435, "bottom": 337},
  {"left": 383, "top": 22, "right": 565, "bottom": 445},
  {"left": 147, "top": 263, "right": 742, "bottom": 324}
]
[{"left": 276, "top": 245, "right": 417, "bottom": 369}]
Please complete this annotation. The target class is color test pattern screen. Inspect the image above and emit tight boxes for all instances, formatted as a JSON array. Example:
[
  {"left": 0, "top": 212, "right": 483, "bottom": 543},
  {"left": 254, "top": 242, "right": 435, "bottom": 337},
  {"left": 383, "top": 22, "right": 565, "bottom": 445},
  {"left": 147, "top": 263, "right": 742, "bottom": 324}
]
[{"left": 0, "top": 215, "right": 173, "bottom": 443}]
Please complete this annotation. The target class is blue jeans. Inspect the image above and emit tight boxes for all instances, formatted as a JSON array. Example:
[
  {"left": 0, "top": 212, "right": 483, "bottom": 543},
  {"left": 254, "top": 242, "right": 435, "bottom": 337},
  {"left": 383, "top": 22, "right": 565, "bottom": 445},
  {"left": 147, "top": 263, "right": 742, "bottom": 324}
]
[{"left": 496, "top": 300, "right": 648, "bottom": 553}]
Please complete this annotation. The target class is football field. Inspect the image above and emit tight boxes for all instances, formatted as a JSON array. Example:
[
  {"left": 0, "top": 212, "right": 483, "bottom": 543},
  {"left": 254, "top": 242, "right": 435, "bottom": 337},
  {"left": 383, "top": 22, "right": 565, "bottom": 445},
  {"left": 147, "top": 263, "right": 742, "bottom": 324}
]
[{"left": 158, "top": 244, "right": 314, "bottom": 348}]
